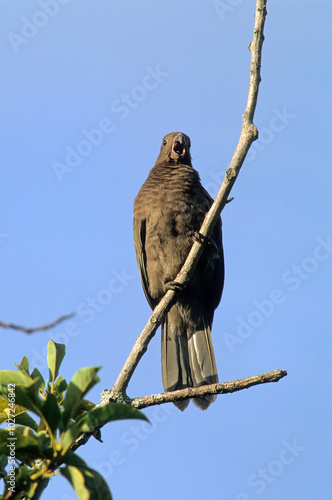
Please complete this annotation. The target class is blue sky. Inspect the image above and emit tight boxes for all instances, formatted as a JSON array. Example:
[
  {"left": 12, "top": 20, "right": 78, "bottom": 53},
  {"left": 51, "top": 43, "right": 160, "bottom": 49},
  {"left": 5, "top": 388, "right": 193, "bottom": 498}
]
[{"left": 1, "top": 1, "right": 331, "bottom": 499}]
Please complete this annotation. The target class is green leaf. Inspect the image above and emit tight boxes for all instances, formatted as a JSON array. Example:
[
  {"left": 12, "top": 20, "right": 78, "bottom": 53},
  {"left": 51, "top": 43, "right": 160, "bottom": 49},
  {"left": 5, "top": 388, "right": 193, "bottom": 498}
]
[
  {"left": 0, "top": 428, "right": 45, "bottom": 464},
  {"left": 31, "top": 367, "right": 45, "bottom": 386},
  {"left": 18, "top": 355, "right": 29, "bottom": 372},
  {"left": 4, "top": 465, "right": 49, "bottom": 500},
  {"left": 60, "top": 421, "right": 81, "bottom": 454},
  {"left": 77, "top": 403, "right": 148, "bottom": 433},
  {"left": 61, "top": 452, "right": 112, "bottom": 500},
  {"left": 62, "top": 367, "right": 100, "bottom": 430},
  {"left": 42, "top": 393, "right": 61, "bottom": 435},
  {"left": 0, "top": 399, "right": 9, "bottom": 425},
  {"left": 77, "top": 467, "right": 113, "bottom": 500},
  {"left": 37, "top": 416, "right": 47, "bottom": 433},
  {"left": 54, "top": 376, "right": 67, "bottom": 396},
  {"left": 0, "top": 402, "right": 37, "bottom": 428},
  {"left": 0, "top": 370, "right": 27, "bottom": 385},
  {"left": 0, "top": 380, "right": 43, "bottom": 417},
  {"left": 75, "top": 398, "right": 96, "bottom": 416},
  {"left": 3, "top": 464, "right": 31, "bottom": 498},
  {"left": 0, "top": 454, "right": 8, "bottom": 468},
  {"left": 58, "top": 449, "right": 87, "bottom": 469},
  {"left": 14, "top": 356, "right": 31, "bottom": 384},
  {"left": 36, "top": 430, "right": 53, "bottom": 456},
  {"left": 21, "top": 380, "right": 43, "bottom": 412},
  {"left": 28, "top": 477, "right": 50, "bottom": 500},
  {"left": 61, "top": 465, "right": 90, "bottom": 500},
  {"left": 47, "top": 340, "right": 66, "bottom": 385},
  {"left": 13, "top": 412, "right": 39, "bottom": 432}
]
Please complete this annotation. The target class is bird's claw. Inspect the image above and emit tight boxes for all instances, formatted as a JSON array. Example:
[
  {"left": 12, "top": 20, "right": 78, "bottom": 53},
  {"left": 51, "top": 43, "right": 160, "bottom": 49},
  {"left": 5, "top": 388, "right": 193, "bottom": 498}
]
[
  {"left": 194, "top": 232, "right": 210, "bottom": 244},
  {"left": 164, "top": 281, "right": 186, "bottom": 292}
]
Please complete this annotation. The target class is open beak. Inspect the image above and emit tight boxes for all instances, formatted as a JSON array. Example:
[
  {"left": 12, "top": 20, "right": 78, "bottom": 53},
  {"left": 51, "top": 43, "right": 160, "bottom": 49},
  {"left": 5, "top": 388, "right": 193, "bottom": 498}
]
[{"left": 171, "top": 133, "right": 186, "bottom": 160}]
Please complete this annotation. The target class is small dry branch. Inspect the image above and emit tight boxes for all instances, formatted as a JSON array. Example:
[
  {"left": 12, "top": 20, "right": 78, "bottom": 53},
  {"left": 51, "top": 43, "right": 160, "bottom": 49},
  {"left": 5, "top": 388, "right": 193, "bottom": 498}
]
[
  {"left": 110, "top": 369, "right": 287, "bottom": 409},
  {"left": 0, "top": 313, "right": 75, "bottom": 334}
]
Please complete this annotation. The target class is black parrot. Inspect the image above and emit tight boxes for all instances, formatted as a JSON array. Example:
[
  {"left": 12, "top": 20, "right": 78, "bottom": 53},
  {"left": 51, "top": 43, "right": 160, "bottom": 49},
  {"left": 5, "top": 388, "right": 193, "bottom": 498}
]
[{"left": 133, "top": 132, "right": 224, "bottom": 410}]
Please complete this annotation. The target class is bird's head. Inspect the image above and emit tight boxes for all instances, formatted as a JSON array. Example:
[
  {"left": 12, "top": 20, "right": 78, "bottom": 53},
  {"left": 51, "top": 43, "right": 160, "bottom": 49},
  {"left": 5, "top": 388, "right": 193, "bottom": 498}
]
[{"left": 156, "top": 132, "right": 192, "bottom": 166}]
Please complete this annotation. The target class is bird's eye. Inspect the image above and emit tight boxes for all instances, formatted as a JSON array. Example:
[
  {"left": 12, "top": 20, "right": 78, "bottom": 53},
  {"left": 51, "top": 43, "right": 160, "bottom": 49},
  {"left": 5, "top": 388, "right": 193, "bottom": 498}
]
[{"left": 163, "top": 139, "right": 167, "bottom": 146}]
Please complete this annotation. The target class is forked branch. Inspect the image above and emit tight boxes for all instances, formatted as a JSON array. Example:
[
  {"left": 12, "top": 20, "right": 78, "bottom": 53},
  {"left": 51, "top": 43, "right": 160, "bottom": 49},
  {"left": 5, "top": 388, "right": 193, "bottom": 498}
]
[
  {"left": 73, "top": 1, "right": 283, "bottom": 454},
  {"left": 110, "top": 0, "right": 269, "bottom": 400}
]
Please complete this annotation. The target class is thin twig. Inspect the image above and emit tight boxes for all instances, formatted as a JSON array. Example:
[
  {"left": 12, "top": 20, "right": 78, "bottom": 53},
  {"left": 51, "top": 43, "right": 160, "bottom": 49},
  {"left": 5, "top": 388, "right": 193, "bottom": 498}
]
[
  {"left": 0, "top": 313, "right": 75, "bottom": 334},
  {"left": 111, "top": 0, "right": 268, "bottom": 398}
]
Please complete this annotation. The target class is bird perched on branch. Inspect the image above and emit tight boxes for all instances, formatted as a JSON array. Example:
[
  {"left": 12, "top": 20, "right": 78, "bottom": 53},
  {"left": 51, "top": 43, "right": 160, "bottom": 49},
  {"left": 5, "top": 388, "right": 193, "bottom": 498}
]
[{"left": 133, "top": 132, "right": 224, "bottom": 410}]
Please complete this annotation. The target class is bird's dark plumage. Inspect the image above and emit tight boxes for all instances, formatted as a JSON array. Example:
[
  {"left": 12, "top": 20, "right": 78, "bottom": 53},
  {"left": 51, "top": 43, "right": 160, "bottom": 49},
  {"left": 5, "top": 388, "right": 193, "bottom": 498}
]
[{"left": 133, "top": 132, "right": 224, "bottom": 410}]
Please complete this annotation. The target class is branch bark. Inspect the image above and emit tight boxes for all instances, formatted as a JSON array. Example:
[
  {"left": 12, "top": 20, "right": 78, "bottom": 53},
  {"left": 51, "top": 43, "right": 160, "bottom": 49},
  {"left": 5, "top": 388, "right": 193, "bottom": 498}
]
[
  {"left": 0, "top": 313, "right": 75, "bottom": 334},
  {"left": 123, "top": 369, "right": 287, "bottom": 409},
  {"left": 111, "top": 0, "right": 268, "bottom": 399}
]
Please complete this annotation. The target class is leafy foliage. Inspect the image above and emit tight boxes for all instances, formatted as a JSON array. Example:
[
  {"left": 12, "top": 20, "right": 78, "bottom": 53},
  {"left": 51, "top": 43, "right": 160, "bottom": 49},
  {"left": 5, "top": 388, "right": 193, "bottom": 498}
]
[{"left": 0, "top": 340, "right": 148, "bottom": 499}]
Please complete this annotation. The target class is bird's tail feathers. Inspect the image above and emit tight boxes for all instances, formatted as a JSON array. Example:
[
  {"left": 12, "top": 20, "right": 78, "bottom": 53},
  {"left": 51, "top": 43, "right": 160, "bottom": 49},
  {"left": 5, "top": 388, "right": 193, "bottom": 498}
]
[
  {"left": 188, "top": 314, "right": 218, "bottom": 410},
  {"left": 161, "top": 305, "right": 218, "bottom": 411},
  {"left": 161, "top": 310, "right": 191, "bottom": 411}
]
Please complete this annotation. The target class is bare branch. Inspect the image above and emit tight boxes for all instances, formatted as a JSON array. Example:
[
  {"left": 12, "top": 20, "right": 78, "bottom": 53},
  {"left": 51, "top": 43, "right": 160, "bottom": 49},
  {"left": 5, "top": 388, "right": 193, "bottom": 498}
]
[
  {"left": 72, "top": 367, "right": 287, "bottom": 452},
  {"left": 72, "top": 368, "right": 286, "bottom": 451},
  {"left": 0, "top": 313, "right": 75, "bottom": 334},
  {"left": 108, "top": 369, "right": 287, "bottom": 409},
  {"left": 111, "top": 0, "right": 268, "bottom": 398}
]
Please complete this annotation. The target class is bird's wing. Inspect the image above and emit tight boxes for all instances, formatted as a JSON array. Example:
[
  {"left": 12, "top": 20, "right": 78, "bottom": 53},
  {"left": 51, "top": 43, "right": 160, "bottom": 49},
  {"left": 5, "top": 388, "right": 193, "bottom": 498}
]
[
  {"left": 201, "top": 187, "right": 225, "bottom": 314},
  {"left": 133, "top": 216, "right": 156, "bottom": 309},
  {"left": 211, "top": 217, "right": 225, "bottom": 309}
]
